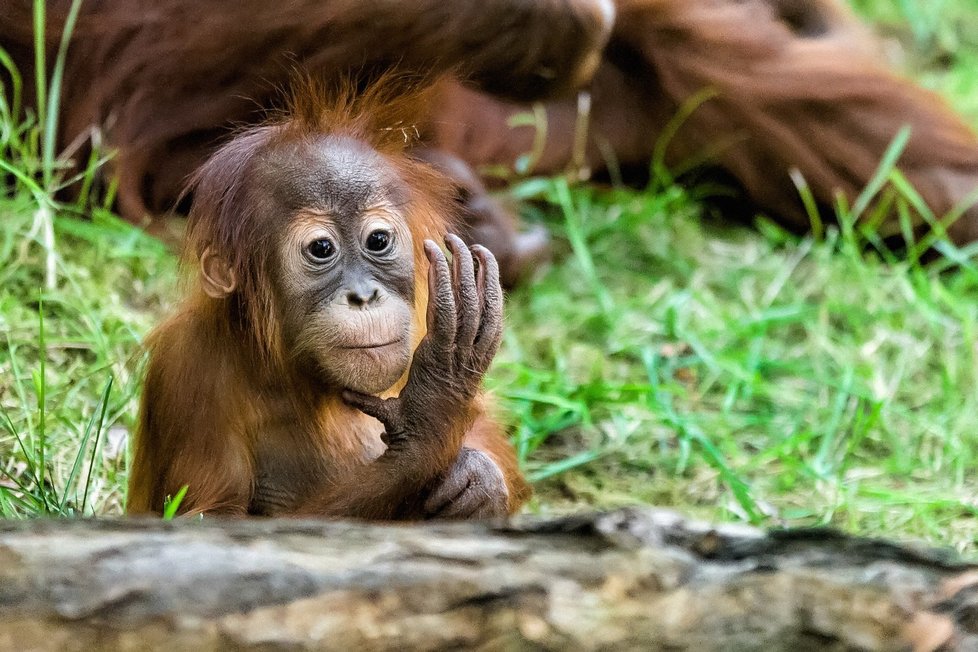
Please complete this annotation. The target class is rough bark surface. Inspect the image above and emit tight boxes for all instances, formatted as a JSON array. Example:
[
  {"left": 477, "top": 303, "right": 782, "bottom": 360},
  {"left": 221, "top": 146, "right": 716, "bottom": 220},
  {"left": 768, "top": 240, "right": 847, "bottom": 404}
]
[{"left": 0, "top": 509, "right": 975, "bottom": 651}]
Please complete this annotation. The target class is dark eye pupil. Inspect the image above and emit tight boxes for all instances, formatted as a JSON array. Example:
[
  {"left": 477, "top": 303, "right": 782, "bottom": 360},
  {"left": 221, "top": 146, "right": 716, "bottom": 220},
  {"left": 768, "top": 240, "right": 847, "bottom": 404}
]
[
  {"left": 307, "top": 238, "right": 334, "bottom": 261},
  {"left": 366, "top": 230, "right": 391, "bottom": 252}
]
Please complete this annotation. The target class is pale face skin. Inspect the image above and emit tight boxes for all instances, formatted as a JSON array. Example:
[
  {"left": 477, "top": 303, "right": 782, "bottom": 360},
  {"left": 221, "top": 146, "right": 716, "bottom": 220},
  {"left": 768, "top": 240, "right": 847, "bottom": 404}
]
[
  {"left": 257, "top": 135, "right": 418, "bottom": 393},
  {"left": 278, "top": 203, "right": 416, "bottom": 393}
]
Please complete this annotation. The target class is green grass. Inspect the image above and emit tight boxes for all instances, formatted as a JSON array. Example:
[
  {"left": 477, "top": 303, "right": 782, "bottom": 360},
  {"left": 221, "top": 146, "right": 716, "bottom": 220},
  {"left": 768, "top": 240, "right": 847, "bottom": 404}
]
[
  {"left": 503, "top": 178, "right": 978, "bottom": 544},
  {"left": 0, "top": 205, "right": 176, "bottom": 515},
  {"left": 4, "top": 0, "right": 978, "bottom": 550}
]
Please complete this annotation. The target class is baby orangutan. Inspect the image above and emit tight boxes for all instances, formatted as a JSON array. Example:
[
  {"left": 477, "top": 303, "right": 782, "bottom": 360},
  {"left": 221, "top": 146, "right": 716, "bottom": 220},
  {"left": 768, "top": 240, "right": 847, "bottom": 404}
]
[{"left": 127, "top": 86, "right": 530, "bottom": 518}]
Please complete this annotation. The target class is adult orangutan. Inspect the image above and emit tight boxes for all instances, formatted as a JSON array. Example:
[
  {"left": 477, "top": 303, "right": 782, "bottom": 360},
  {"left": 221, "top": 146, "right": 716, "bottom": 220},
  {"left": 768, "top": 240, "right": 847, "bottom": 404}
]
[
  {"left": 429, "top": 0, "right": 978, "bottom": 246},
  {"left": 2, "top": 0, "right": 977, "bottom": 275},
  {"left": 128, "top": 83, "right": 529, "bottom": 517}
]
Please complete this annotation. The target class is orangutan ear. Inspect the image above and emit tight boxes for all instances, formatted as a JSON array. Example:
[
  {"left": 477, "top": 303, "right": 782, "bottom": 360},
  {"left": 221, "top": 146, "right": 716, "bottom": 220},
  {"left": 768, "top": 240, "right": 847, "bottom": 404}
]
[{"left": 200, "top": 247, "right": 237, "bottom": 298}]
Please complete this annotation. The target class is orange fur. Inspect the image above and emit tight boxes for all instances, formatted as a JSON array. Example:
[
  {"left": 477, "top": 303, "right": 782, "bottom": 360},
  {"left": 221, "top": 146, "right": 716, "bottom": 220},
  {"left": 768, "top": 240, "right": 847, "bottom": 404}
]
[
  {"left": 127, "top": 80, "right": 528, "bottom": 518},
  {"left": 429, "top": 0, "right": 978, "bottom": 242},
  {"left": 5, "top": 0, "right": 976, "bottom": 246}
]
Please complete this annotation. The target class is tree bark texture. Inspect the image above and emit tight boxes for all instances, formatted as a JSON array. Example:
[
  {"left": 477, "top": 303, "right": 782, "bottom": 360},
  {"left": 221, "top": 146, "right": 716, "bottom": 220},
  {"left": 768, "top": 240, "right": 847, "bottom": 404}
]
[{"left": 0, "top": 509, "right": 975, "bottom": 651}]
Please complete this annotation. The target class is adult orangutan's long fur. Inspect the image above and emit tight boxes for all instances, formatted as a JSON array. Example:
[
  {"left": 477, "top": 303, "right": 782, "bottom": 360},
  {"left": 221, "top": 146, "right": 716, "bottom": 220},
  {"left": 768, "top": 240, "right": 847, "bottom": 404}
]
[
  {"left": 2, "top": 0, "right": 978, "bottom": 242},
  {"left": 430, "top": 0, "right": 978, "bottom": 242},
  {"left": 0, "top": 0, "right": 611, "bottom": 219},
  {"left": 613, "top": 0, "right": 978, "bottom": 241}
]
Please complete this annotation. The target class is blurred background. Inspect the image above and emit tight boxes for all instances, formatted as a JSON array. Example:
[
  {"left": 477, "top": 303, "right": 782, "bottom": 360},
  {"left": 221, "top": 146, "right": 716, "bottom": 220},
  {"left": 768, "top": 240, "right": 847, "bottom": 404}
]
[{"left": 3, "top": 0, "right": 978, "bottom": 550}]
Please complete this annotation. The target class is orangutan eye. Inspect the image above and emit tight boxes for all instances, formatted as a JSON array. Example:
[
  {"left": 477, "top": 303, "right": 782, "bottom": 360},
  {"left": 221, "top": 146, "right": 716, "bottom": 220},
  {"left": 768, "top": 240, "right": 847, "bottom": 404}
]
[
  {"left": 306, "top": 238, "right": 336, "bottom": 262},
  {"left": 365, "top": 229, "right": 392, "bottom": 253}
]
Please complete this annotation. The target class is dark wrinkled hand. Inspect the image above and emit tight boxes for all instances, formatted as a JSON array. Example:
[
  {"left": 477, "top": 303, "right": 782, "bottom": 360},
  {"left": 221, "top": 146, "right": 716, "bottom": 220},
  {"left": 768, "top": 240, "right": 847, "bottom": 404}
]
[
  {"left": 343, "top": 234, "right": 503, "bottom": 451},
  {"left": 424, "top": 447, "right": 509, "bottom": 519}
]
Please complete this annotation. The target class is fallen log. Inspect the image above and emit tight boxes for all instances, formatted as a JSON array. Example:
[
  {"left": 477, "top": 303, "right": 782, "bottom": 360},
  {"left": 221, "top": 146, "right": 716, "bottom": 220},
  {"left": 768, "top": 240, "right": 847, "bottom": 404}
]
[{"left": 0, "top": 509, "right": 974, "bottom": 651}]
